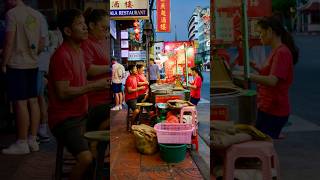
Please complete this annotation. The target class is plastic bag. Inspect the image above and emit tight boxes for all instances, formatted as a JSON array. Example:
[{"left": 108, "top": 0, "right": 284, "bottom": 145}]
[
  {"left": 131, "top": 124, "right": 158, "bottom": 155},
  {"left": 165, "top": 111, "right": 179, "bottom": 123}
]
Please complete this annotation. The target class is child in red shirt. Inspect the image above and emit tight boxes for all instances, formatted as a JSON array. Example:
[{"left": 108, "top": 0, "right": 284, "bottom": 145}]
[
  {"left": 125, "top": 65, "right": 144, "bottom": 124},
  {"left": 81, "top": 8, "right": 111, "bottom": 131}
]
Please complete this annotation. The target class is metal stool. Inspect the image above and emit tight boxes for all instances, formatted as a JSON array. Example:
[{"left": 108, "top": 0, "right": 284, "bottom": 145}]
[
  {"left": 126, "top": 108, "right": 133, "bottom": 131},
  {"left": 136, "top": 102, "right": 153, "bottom": 125},
  {"left": 54, "top": 141, "right": 77, "bottom": 180}
]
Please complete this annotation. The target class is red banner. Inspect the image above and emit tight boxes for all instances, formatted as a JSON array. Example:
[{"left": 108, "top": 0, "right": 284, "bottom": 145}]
[
  {"left": 157, "top": 0, "right": 171, "bottom": 32},
  {"left": 211, "top": 105, "right": 229, "bottom": 121}
]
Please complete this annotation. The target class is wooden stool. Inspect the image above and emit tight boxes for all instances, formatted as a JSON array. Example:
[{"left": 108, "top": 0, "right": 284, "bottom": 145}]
[{"left": 84, "top": 131, "right": 110, "bottom": 180}]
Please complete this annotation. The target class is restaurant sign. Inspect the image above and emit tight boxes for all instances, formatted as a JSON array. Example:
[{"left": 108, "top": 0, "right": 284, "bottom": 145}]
[
  {"left": 128, "top": 51, "right": 146, "bottom": 61},
  {"left": 110, "top": 0, "right": 149, "bottom": 20},
  {"left": 156, "top": 0, "right": 171, "bottom": 32}
]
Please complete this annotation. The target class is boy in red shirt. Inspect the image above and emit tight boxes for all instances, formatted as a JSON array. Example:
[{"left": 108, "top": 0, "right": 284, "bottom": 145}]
[
  {"left": 81, "top": 8, "right": 111, "bottom": 131},
  {"left": 125, "top": 65, "right": 144, "bottom": 124},
  {"left": 48, "top": 9, "right": 107, "bottom": 180}
]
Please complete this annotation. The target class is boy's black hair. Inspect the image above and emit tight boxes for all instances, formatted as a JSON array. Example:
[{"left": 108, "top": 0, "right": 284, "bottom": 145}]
[
  {"left": 83, "top": 8, "right": 108, "bottom": 27},
  {"left": 57, "top": 9, "right": 83, "bottom": 39},
  {"left": 128, "top": 65, "right": 136, "bottom": 73},
  {"left": 136, "top": 64, "right": 144, "bottom": 70}
]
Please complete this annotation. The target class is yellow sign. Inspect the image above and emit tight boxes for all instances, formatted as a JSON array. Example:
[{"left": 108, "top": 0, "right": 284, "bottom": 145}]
[{"left": 110, "top": 0, "right": 149, "bottom": 20}]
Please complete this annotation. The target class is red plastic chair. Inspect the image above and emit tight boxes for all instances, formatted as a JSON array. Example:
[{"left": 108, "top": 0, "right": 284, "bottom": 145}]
[{"left": 223, "top": 141, "right": 280, "bottom": 180}]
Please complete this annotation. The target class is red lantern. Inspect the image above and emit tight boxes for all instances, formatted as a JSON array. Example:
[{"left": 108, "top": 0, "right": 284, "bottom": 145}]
[{"left": 133, "top": 20, "right": 140, "bottom": 41}]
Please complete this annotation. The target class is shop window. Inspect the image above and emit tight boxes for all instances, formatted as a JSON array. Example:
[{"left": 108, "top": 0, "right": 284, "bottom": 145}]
[{"left": 311, "top": 12, "right": 320, "bottom": 24}]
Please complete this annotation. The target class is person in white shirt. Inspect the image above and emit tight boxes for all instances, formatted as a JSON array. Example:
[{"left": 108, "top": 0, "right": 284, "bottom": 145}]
[{"left": 111, "top": 58, "right": 125, "bottom": 110}]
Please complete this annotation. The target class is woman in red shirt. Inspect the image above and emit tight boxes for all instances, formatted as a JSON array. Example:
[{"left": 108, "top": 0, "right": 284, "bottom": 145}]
[
  {"left": 136, "top": 64, "right": 149, "bottom": 103},
  {"left": 244, "top": 16, "right": 299, "bottom": 139},
  {"left": 186, "top": 67, "right": 203, "bottom": 106},
  {"left": 82, "top": 8, "right": 111, "bottom": 131}
]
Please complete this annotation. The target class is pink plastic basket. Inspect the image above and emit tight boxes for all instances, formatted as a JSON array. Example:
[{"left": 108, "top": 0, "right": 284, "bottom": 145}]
[{"left": 154, "top": 123, "right": 195, "bottom": 144}]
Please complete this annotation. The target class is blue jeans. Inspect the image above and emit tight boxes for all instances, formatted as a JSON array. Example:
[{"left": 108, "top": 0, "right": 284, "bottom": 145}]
[
  {"left": 256, "top": 110, "right": 289, "bottom": 139},
  {"left": 190, "top": 97, "right": 200, "bottom": 106}
]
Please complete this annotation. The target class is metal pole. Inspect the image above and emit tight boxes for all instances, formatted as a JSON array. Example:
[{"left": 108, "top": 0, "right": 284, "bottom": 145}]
[
  {"left": 146, "top": 35, "right": 150, "bottom": 81},
  {"left": 241, "top": 0, "right": 251, "bottom": 89},
  {"left": 184, "top": 43, "right": 189, "bottom": 87}
]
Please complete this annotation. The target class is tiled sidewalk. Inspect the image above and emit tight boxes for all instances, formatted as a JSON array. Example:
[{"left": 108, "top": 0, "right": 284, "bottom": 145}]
[
  {"left": 110, "top": 109, "right": 204, "bottom": 180},
  {"left": 0, "top": 133, "right": 56, "bottom": 180}
]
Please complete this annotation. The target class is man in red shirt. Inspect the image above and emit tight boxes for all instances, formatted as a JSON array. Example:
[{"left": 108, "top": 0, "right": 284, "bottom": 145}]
[
  {"left": 125, "top": 65, "right": 144, "bottom": 124},
  {"left": 48, "top": 9, "right": 107, "bottom": 180}
]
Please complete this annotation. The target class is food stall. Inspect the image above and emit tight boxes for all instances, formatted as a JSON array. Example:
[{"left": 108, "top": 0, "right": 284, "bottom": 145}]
[
  {"left": 211, "top": 0, "right": 272, "bottom": 124},
  {"left": 211, "top": 0, "right": 272, "bottom": 178}
]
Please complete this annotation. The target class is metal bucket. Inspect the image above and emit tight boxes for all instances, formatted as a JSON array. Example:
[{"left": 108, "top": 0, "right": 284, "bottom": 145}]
[{"left": 211, "top": 87, "right": 242, "bottom": 122}]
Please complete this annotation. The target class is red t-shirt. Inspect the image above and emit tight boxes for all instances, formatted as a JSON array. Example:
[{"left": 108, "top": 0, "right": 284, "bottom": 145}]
[
  {"left": 125, "top": 75, "right": 138, "bottom": 101},
  {"left": 81, "top": 35, "right": 111, "bottom": 107},
  {"left": 136, "top": 73, "right": 148, "bottom": 96},
  {"left": 257, "top": 44, "right": 293, "bottom": 116},
  {"left": 48, "top": 42, "right": 88, "bottom": 129},
  {"left": 190, "top": 75, "right": 202, "bottom": 99}
]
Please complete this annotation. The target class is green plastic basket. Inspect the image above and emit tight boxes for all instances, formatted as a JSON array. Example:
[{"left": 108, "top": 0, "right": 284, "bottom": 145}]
[{"left": 159, "top": 144, "right": 187, "bottom": 163}]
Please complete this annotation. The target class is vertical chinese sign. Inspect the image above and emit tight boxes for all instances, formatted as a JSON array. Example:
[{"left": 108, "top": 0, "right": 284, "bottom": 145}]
[{"left": 157, "top": 0, "right": 171, "bottom": 32}]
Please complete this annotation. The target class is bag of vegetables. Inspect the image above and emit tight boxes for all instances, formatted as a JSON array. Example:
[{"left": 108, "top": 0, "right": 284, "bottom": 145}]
[{"left": 131, "top": 124, "right": 158, "bottom": 155}]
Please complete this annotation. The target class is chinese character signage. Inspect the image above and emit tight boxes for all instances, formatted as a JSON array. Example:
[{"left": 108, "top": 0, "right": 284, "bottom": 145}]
[
  {"left": 213, "top": 0, "right": 271, "bottom": 45},
  {"left": 156, "top": 0, "right": 171, "bottom": 32},
  {"left": 110, "top": 0, "right": 149, "bottom": 20}
]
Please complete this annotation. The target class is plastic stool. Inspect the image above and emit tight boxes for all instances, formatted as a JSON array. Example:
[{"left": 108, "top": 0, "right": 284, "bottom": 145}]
[
  {"left": 179, "top": 106, "right": 198, "bottom": 151},
  {"left": 223, "top": 141, "right": 280, "bottom": 180}
]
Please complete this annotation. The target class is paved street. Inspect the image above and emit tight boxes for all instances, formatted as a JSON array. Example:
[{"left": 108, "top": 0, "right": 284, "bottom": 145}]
[
  {"left": 197, "top": 71, "right": 210, "bottom": 146},
  {"left": 274, "top": 34, "right": 320, "bottom": 180}
]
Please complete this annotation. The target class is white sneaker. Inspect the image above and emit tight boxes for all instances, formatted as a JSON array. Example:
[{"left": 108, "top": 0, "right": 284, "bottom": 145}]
[
  {"left": 118, "top": 105, "right": 123, "bottom": 110},
  {"left": 38, "top": 126, "right": 51, "bottom": 143},
  {"left": 111, "top": 106, "right": 120, "bottom": 111},
  {"left": 28, "top": 139, "right": 39, "bottom": 152},
  {"left": 2, "top": 141, "right": 30, "bottom": 155}
]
